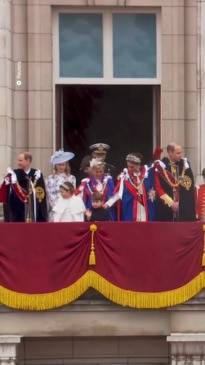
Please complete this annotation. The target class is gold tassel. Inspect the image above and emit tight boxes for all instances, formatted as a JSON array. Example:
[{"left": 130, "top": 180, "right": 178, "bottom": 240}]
[
  {"left": 89, "top": 224, "right": 97, "bottom": 266},
  {"left": 202, "top": 225, "right": 205, "bottom": 266},
  {"left": 89, "top": 251, "right": 96, "bottom": 265}
]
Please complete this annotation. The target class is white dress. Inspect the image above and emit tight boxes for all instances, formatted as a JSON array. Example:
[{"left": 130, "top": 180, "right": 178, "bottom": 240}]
[
  {"left": 45, "top": 173, "right": 76, "bottom": 219},
  {"left": 52, "top": 195, "right": 86, "bottom": 222}
]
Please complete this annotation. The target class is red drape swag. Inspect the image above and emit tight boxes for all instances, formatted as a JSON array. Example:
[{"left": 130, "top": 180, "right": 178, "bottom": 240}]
[{"left": 0, "top": 222, "right": 204, "bottom": 310}]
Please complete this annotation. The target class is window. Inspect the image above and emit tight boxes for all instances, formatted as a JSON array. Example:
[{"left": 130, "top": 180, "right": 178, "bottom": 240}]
[{"left": 53, "top": 9, "right": 161, "bottom": 84}]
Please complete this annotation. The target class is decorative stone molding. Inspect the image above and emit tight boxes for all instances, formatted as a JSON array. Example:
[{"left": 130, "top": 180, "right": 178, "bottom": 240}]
[
  {"left": 0, "top": 336, "right": 21, "bottom": 365},
  {"left": 167, "top": 334, "right": 205, "bottom": 365}
]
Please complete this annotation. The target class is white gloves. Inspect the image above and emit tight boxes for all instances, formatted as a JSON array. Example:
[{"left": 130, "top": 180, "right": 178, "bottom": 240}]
[
  {"left": 6, "top": 167, "right": 17, "bottom": 183},
  {"left": 4, "top": 177, "right": 11, "bottom": 185},
  {"left": 34, "top": 169, "right": 41, "bottom": 180},
  {"left": 7, "top": 167, "right": 14, "bottom": 175}
]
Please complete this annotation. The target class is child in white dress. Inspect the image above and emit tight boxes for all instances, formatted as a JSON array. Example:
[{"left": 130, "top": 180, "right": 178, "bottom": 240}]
[
  {"left": 46, "top": 150, "right": 76, "bottom": 221},
  {"left": 52, "top": 182, "right": 85, "bottom": 222}
]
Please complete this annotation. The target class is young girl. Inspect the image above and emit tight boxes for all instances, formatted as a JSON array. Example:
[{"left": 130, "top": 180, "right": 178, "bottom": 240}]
[
  {"left": 46, "top": 150, "right": 76, "bottom": 220},
  {"left": 75, "top": 158, "right": 116, "bottom": 221},
  {"left": 52, "top": 182, "right": 85, "bottom": 222}
]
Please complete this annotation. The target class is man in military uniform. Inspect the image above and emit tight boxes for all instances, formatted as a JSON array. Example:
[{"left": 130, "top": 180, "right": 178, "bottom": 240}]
[
  {"left": 153, "top": 142, "right": 196, "bottom": 221},
  {"left": 89, "top": 143, "right": 115, "bottom": 177},
  {"left": 196, "top": 168, "right": 205, "bottom": 221},
  {"left": 0, "top": 151, "right": 47, "bottom": 222}
]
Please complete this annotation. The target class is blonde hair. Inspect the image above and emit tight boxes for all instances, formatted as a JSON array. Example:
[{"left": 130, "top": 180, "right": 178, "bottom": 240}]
[{"left": 54, "top": 162, "right": 71, "bottom": 176}]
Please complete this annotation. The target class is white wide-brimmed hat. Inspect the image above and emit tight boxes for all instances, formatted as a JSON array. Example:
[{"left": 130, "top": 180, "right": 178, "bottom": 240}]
[{"left": 49, "top": 150, "right": 75, "bottom": 165}]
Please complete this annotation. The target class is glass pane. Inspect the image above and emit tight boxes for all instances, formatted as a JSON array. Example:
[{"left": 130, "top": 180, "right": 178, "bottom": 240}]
[
  {"left": 59, "top": 13, "right": 103, "bottom": 78},
  {"left": 113, "top": 13, "right": 156, "bottom": 78}
]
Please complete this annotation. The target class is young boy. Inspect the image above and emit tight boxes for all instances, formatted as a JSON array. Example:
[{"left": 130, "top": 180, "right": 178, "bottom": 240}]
[
  {"left": 85, "top": 192, "right": 110, "bottom": 222},
  {"left": 52, "top": 182, "right": 85, "bottom": 222}
]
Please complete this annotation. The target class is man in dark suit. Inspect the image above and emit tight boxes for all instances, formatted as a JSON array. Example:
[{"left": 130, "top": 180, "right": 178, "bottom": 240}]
[
  {"left": 153, "top": 142, "right": 196, "bottom": 222},
  {"left": 0, "top": 151, "right": 47, "bottom": 222}
]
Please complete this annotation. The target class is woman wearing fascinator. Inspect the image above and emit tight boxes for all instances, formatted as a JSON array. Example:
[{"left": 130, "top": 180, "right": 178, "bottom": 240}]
[
  {"left": 45, "top": 150, "right": 76, "bottom": 221},
  {"left": 75, "top": 157, "right": 116, "bottom": 221}
]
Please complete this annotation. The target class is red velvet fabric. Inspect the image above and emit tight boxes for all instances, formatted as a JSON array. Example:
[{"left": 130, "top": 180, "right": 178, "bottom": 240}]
[{"left": 0, "top": 222, "right": 204, "bottom": 295}]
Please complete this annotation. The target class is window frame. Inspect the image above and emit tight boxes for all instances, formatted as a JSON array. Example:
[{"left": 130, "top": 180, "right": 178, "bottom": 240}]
[{"left": 52, "top": 7, "right": 161, "bottom": 85}]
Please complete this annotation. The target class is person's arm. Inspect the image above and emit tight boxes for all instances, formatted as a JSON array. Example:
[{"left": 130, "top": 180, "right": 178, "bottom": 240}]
[
  {"left": 52, "top": 199, "right": 63, "bottom": 222},
  {"left": 53, "top": 211, "right": 62, "bottom": 222},
  {"left": 75, "top": 178, "right": 89, "bottom": 196},
  {"left": 104, "top": 192, "right": 119, "bottom": 208},
  {"left": 70, "top": 175, "right": 76, "bottom": 189},
  {"left": 153, "top": 162, "right": 175, "bottom": 208},
  {"left": 85, "top": 209, "right": 92, "bottom": 221}
]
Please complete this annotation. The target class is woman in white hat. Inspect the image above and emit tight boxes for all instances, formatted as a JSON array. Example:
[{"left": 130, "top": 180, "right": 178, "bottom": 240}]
[{"left": 45, "top": 150, "right": 76, "bottom": 221}]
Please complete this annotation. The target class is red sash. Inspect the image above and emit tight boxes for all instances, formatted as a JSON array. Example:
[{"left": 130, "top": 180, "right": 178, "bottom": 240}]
[
  {"left": 0, "top": 174, "right": 28, "bottom": 203},
  {"left": 124, "top": 179, "right": 143, "bottom": 204},
  {"left": 75, "top": 178, "right": 108, "bottom": 203},
  {"left": 154, "top": 161, "right": 178, "bottom": 186}
]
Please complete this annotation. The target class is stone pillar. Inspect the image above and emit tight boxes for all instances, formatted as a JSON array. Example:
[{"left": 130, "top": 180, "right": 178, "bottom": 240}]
[
  {"left": 196, "top": 1, "right": 205, "bottom": 183},
  {"left": 0, "top": 336, "right": 21, "bottom": 365},
  {"left": 167, "top": 334, "right": 205, "bottom": 365},
  {"left": 0, "top": 0, "right": 12, "bottom": 180}
]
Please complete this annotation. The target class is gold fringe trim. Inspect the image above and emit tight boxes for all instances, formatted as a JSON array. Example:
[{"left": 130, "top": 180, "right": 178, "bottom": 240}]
[
  {"left": 202, "top": 224, "right": 205, "bottom": 266},
  {"left": 0, "top": 271, "right": 205, "bottom": 311},
  {"left": 88, "top": 271, "right": 205, "bottom": 309}
]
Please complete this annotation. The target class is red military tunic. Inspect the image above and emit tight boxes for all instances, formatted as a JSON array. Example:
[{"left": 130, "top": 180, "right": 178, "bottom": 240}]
[{"left": 196, "top": 184, "right": 205, "bottom": 221}]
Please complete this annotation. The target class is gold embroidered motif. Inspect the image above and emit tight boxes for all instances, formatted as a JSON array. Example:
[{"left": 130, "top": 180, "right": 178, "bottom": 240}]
[
  {"left": 179, "top": 175, "right": 192, "bottom": 190},
  {"left": 35, "top": 186, "right": 45, "bottom": 202},
  {"left": 163, "top": 164, "right": 186, "bottom": 188}
]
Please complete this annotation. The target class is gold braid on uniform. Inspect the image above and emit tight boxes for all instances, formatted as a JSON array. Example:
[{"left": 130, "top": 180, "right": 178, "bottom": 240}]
[
  {"left": 163, "top": 162, "right": 186, "bottom": 188},
  {"left": 16, "top": 178, "right": 38, "bottom": 199}
]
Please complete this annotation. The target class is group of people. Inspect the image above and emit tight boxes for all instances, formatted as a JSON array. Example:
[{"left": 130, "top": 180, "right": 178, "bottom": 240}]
[{"left": 0, "top": 142, "right": 204, "bottom": 223}]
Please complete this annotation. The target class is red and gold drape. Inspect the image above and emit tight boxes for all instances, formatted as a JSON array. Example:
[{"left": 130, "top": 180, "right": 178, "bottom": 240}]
[{"left": 0, "top": 222, "right": 205, "bottom": 310}]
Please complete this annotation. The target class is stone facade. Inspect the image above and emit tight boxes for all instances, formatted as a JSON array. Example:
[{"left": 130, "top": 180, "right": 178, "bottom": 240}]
[
  {"left": 1, "top": 290, "right": 205, "bottom": 364},
  {"left": 0, "top": 0, "right": 205, "bottom": 364},
  {"left": 0, "top": 0, "right": 204, "bottom": 181}
]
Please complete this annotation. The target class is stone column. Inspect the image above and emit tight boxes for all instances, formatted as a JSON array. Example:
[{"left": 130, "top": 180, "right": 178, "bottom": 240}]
[
  {"left": 0, "top": 0, "right": 12, "bottom": 180},
  {"left": 0, "top": 336, "right": 21, "bottom": 365},
  {"left": 167, "top": 334, "right": 205, "bottom": 365},
  {"left": 196, "top": 1, "right": 205, "bottom": 183}
]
